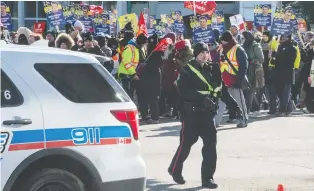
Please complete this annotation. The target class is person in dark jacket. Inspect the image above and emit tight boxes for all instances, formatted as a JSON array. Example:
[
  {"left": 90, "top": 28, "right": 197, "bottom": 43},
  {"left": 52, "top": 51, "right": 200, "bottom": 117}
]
[
  {"left": 273, "top": 33, "right": 297, "bottom": 116},
  {"left": 168, "top": 42, "right": 242, "bottom": 189},
  {"left": 94, "top": 33, "right": 112, "bottom": 57},
  {"left": 79, "top": 32, "right": 105, "bottom": 56},
  {"left": 138, "top": 37, "right": 172, "bottom": 124}
]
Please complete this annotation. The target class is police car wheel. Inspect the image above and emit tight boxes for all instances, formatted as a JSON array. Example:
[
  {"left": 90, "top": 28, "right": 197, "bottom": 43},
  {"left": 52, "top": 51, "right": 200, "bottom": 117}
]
[{"left": 19, "top": 168, "right": 86, "bottom": 191}]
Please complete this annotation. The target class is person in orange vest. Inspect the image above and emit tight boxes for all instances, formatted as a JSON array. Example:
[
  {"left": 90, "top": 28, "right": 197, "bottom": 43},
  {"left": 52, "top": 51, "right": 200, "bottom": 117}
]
[{"left": 118, "top": 33, "right": 148, "bottom": 99}]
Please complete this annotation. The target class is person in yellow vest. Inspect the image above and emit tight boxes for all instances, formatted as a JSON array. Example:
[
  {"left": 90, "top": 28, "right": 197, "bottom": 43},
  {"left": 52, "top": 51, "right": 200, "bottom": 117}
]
[
  {"left": 215, "top": 31, "right": 249, "bottom": 128},
  {"left": 118, "top": 33, "right": 148, "bottom": 99}
]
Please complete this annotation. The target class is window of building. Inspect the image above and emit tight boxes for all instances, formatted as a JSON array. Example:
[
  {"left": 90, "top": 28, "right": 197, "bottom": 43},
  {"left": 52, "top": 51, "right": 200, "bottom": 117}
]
[
  {"left": 1, "top": 70, "right": 24, "bottom": 107},
  {"left": 24, "top": 1, "right": 36, "bottom": 18},
  {"left": 34, "top": 64, "right": 129, "bottom": 103},
  {"left": 24, "top": 1, "right": 49, "bottom": 31}
]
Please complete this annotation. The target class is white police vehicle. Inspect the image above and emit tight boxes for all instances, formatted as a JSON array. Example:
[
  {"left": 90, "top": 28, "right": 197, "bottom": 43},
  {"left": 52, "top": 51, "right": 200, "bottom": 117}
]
[{"left": 0, "top": 45, "right": 146, "bottom": 191}]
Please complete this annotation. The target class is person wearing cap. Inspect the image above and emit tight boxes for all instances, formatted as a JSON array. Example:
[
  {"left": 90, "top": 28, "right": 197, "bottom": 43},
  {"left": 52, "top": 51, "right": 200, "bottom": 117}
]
[
  {"left": 79, "top": 32, "right": 105, "bottom": 56},
  {"left": 271, "top": 33, "right": 297, "bottom": 116},
  {"left": 117, "top": 33, "right": 148, "bottom": 100},
  {"left": 168, "top": 42, "right": 242, "bottom": 189}
]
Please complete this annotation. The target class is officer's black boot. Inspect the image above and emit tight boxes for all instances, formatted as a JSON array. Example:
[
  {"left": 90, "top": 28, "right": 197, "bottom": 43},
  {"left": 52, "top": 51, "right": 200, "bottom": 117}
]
[
  {"left": 202, "top": 179, "right": 218, "bottom": 189},
  {"left": 168, "top": 167, "right": 186, "bottom": 184}
]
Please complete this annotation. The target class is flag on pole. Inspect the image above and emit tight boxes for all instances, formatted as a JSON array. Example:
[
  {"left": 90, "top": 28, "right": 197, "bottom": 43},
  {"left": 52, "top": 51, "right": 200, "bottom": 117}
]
[{"left": 137, "top": 11, "right": 148, "bottom": 37}]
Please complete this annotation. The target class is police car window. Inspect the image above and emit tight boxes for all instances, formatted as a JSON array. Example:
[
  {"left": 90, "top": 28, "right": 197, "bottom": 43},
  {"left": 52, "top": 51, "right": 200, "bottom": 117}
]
[
  {"left": 1, "top": 70, "right": 23, "bottom": 107},
  {"left": 34, "top": 64, "right": 125, "bottom": 103}
]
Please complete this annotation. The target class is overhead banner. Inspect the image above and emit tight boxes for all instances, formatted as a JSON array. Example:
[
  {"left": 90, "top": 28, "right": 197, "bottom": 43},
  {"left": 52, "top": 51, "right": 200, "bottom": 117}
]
[
  {"left": 254, "top": 4, "right": 272, "bottom": 27},
  {"left": 184, "top": 1, "right": 216, "bottom": 16}
]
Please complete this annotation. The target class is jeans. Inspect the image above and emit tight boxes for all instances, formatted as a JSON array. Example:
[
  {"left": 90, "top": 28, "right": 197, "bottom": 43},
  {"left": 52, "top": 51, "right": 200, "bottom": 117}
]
[{"left": 276, "top": 84, "right": 292, "bottom": 113}]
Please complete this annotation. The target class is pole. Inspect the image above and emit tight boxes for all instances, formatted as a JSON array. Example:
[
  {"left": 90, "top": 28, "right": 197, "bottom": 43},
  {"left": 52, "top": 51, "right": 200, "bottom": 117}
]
[{"left": 193, "top": 1, "right": 196, "bottom": 16}]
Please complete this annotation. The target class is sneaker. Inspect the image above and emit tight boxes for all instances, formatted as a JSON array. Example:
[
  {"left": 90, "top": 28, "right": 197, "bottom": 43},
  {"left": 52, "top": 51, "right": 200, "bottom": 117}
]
[
  {"left": 226, "top": 119, "right": 237, "bottom": 123},
  {"left": 168, "top": 167, "right": 186, "bottom": 184},
  {"left": 237, "top": 122, "right": 248, "bottom": 128},
  {"left": 251, "top": 111, "right": 261, "bottom": 117},
  {"left": 276, "top": 112, "right": 285, "bottom": 117},
  {"left": 202, "top": 179, "right": 218, "bottom": 189},
  {"left": 146, "top": 119, "right": 160, "bottom": 124}
]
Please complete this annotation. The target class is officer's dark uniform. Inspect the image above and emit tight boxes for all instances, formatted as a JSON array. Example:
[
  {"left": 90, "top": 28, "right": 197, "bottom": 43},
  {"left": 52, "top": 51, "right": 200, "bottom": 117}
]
[{"left": 168, "top": 43, "right": 241, "bottom": 189}]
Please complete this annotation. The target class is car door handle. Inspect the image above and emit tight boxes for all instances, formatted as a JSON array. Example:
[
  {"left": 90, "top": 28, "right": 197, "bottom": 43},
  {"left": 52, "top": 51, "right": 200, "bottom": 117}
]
[{"left": 2, "top": 119, "right": 32, "bottom": 126}]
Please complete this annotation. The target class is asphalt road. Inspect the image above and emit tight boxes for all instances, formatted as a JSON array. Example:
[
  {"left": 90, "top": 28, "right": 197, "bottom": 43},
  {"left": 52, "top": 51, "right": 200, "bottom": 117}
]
[{"left": 139, "top": 110, "right": 314, "bottom": 191}]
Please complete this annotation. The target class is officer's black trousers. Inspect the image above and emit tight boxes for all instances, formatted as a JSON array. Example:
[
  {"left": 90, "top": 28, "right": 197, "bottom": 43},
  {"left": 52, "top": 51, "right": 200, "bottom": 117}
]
[{"left": 169, "top": 111, "right": 217, "bottom": 182}]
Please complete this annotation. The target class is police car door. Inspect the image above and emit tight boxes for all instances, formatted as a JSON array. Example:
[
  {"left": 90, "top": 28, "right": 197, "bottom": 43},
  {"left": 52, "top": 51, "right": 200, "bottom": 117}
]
[{"left": 0, "top": 63, "right": 44, "bottom": 190}]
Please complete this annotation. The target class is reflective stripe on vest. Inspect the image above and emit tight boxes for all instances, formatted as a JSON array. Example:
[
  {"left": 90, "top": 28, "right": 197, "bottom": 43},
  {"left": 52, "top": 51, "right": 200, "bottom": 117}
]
[
  {"left": 186, "top": 64, "right": 222, "bottom": 97},
  {"left": 220, "top": 45, "right": 240, "bottom": 75}
]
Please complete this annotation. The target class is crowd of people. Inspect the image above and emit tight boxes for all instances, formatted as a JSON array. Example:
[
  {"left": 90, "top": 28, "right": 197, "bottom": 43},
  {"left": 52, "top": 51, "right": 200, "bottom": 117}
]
[{"left": 1, "top": 20, "right": 313, "bottom": 128}]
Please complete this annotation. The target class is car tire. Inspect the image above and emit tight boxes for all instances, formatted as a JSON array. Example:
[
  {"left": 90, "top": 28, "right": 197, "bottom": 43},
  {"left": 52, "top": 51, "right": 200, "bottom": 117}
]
[{"left": 17, "top": 168, "right": 86, "bottom": 191}]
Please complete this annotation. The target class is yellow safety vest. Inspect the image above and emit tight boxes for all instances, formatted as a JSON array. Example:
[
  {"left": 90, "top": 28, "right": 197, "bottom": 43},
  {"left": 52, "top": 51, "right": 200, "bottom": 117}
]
[
  {"left": 118, "top": 44, "right": 139, "bottom": 77},
  {"left": 220, "top": 45, "right": 240, "bottom": 75},
  {"left": 186, "top": 64, "right": 222, "bottom": 97}
]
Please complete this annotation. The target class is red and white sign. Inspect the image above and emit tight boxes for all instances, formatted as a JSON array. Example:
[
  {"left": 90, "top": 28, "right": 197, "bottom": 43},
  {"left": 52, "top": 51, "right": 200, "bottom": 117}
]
[
  {"left": 184, "top": 1, "right": 216, "bottom": 16},
  {"left": 33, "top": 22, "right": 46, "bottom": 34},
  {"left": 229, "top": 14, "right": 246, "bottom": 32}
]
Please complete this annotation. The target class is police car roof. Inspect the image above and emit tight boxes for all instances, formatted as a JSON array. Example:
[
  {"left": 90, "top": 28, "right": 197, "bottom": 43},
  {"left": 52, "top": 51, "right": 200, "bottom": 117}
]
[{"left": 1, "top": 44, "right": 100, "bottom": 65}]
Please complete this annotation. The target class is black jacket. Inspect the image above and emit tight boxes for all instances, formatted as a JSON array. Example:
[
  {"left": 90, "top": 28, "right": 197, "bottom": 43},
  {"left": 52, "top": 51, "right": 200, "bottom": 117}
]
[
  {"left": 273, "top": 41, "right": 297, "bottom": 85},
  {"left": 79, "top": 45, "right": 105, "bottom": 56},
  {"left": 177, "top": 59, "right": 240, "bottom": 115}
]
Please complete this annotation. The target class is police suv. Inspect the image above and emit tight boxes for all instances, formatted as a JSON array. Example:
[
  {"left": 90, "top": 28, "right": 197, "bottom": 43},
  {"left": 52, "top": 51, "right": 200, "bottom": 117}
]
[{"left": 0, "top": 45, "right": 146, "bottom": 191}]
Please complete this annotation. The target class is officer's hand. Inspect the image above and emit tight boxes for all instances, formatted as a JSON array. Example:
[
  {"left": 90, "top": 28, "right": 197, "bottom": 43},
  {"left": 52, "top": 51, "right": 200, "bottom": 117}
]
[{"left": 203, "top": 96, "right": 215, "bottom": 108}]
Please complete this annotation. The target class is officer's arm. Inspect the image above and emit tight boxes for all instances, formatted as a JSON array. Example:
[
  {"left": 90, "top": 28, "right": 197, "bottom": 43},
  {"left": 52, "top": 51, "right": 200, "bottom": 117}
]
[
  {"left": 220, "top": 80, "right": 240, "bottom": 111},
  {"left": 121, "top": 47, "right": 136, "bottom": 75},
  {"left": 177, "top": 68, "right": 207, "bottom": 103}
]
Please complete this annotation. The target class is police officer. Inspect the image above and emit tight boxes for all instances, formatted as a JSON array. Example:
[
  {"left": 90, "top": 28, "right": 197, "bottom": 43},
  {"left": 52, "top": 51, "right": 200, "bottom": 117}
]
[{"left": 168, "top": 42, "right": 242, "bottom": 189}]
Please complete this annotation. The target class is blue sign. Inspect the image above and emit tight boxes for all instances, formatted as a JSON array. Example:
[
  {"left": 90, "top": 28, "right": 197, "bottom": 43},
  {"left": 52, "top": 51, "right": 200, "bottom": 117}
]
[
  {"left": 42, "top": 1, "right": 65, "bottom": 27},
  {"left": 79, "top": 16, "right": 94, "bottom": 32},
  {"left": 254, "top": 4, "right": 272, "bottom": 27}
]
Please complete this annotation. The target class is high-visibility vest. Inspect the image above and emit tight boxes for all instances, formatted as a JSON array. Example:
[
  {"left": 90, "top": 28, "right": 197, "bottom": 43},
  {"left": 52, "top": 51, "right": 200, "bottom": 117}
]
[
  {"left": 118, "top": 44, "right": 139, "bottom": 77},
  {"left": 220, "top": 45, "right": 240, "bottom": 75},
  {"left": 186, "top": 64, "right": 222, "bottom": 98}
]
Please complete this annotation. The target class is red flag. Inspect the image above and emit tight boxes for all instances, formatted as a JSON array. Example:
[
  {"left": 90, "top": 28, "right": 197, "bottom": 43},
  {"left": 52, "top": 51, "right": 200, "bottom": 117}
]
[
  {"left": 153, "top": 38, "right": 173, "bottom": 52},
  {"left": 184, "top": 1, "right": 216, "bottom": 16},
  {"left": 137, "top": 11, "right": 148, "bottom": 37}
]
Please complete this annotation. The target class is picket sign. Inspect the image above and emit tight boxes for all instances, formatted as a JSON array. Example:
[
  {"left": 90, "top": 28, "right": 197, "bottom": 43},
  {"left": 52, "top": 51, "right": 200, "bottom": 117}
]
[{"left": 229, "top": 14, "right": 245, "bottom": 32}]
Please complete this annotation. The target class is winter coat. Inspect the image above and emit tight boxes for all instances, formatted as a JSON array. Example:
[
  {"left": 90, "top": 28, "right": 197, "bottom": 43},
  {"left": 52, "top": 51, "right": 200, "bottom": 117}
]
[
  {"left": 100, "top": 45, "right": 112, "bottom": 57},
  {"left": 244, "top": 41, "right": 265, "bottom": 88},
  {"left": 273, "top": 41, "right": 297, "bottom": 85},
  {"left": 55, "top": 33, "right": 75, "bottom": 49},
  {"left": 78, "top": 45, "right": 105, "bottom": 56},
  {"left": 301, "top": 44, "right": 314, "bottom": 91},
  {"left": 161, "top": 51, "right": 177, "bottom": 91},
  {"left": 16, "top": 27, "right": 32, "bottom": 45},
  {"left": 139, "top": 51, "right": 163, "bottom": 99}
]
